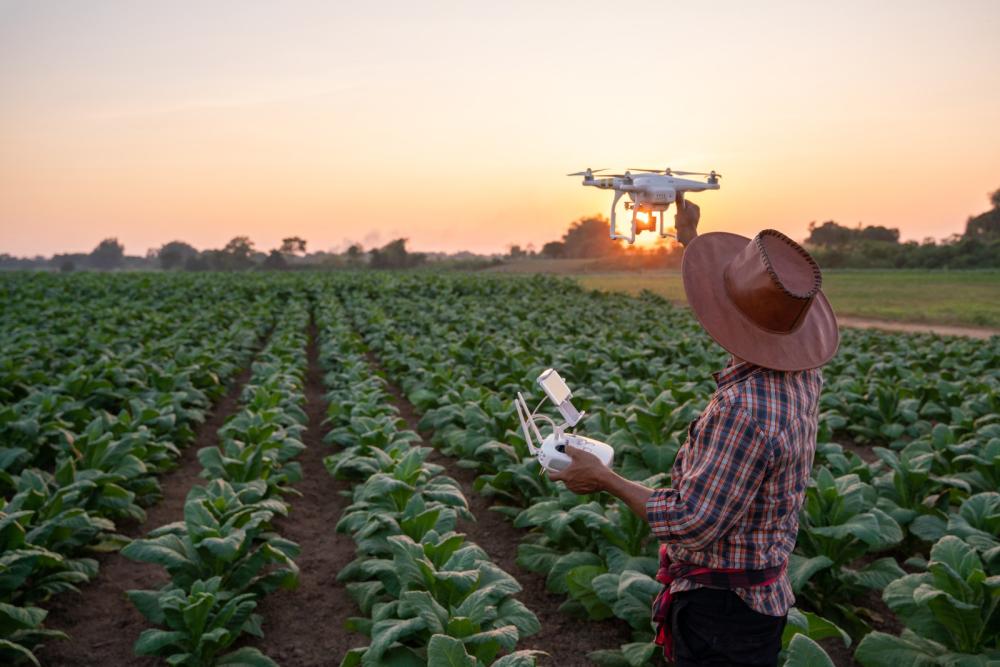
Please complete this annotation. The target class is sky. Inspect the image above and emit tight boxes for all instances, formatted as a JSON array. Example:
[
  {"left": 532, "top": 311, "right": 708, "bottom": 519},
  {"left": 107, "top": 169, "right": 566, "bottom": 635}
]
[{"left": 2, "top": 0, "right": 999, "bottom": 257}]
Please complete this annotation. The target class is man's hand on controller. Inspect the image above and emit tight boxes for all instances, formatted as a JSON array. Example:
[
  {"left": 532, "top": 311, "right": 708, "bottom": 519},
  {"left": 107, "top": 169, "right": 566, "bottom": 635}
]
[
  {"left": 548, "top": 446, "right": 611, "bottom": 494},
  {"left": 675, "top": 194, "right": 700, "bottom": 247}
]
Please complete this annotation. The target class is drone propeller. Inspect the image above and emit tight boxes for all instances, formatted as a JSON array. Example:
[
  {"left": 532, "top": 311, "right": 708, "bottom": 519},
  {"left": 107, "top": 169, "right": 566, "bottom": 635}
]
[
  {"left": 674, "top": 170, "right": 723, "bottom": 178},
  {"left": 566, "top": 168, "right": 609, "bottom": 177},
  {"left": 627, "top": 167, "right": 722, "bottom": 179}
]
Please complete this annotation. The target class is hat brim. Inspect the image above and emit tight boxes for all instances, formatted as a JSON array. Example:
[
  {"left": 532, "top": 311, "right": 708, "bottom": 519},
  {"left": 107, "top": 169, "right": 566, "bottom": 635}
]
[{"left": 681, "top": 232, "right": 840, "bottom": 371}]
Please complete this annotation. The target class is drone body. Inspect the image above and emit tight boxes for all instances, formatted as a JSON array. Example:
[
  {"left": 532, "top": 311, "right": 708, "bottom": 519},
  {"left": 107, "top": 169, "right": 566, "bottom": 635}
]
[{"left": 568, "top": 167, "right": 722, "bottom": 243}]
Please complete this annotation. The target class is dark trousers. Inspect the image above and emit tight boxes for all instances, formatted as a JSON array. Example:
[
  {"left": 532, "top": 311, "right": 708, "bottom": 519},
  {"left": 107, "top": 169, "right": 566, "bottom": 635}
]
[{"left": 669, "top": 588, "right": 786, "bottom": 667}]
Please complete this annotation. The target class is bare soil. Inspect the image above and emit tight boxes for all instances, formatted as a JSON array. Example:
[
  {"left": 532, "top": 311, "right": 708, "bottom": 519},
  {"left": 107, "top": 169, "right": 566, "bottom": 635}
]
[
  {"left": 836, "top": 316, "right": 996, "bottom": 340},
  {"left": 38, "top": 360, "right": 259, "bottom": 666},
  {"left": 242, "top": 320, "right": 362, "bottom": 665},
  {"left": 835, "top": 439, "right": 879, "bottom": 464},
  {"left": 370, "top": 354, "right": 634, "bottom": 667}
]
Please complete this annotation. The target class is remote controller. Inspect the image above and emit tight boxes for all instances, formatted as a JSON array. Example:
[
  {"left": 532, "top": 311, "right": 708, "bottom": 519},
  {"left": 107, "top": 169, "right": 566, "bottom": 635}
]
[
  {"left": 514, "top": 369, "right": 615, "bottom": 473},
  {"left": 537, "top": 432, "right": 615, "bottom": 472}
]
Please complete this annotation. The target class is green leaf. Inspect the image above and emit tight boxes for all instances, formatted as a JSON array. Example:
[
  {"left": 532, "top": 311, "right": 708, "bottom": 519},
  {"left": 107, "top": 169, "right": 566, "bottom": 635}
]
[
  {"left": 0, "top": 603, "right": 47, "bottom": 630},
  {"left": 784, "top": 635, "right": 834, "bottom": 667},
  {"left": 782, "top": 608, "right": 850, "bottom": 647},
  {"left": 0, "top": 639, "right": 43, "bottom": 667},
  {"left": 914, "top": 587, "right": 982, "bottom": 654},
  {"left": 855, "top": 630, "right": 946, "bottom": 667},
  {"left": 850, "top": 557, "right": 907, "bottom": 590},
  {"left": 547, "top": 551, "right": 602, "bottom": 594},
  {"left": 787, "top": 554, "right": 833, "bottom": 593},
  {"left": 426, "top": 634, "right": 476, "bottom": 667},
  {"left": 930, "top": 536, "right": 982, "bottom": 580},
  {"left": 496, "top": 597, "right": 541, "bottom": 639},
  {"left": 586, "top": 649, "right": 631, "bottom": 667},
  {"left": 491, "top": 650, "right": 547, "bottom": 666},
  {"left": 126, "top": 589, "right": 165, "bottom": 625},
  {"left": 515, "top": 543, "right": 560, "bottom": 574},
  {"left": 134, "top": 629, "right": 186, "bottom": 656},
  {"left": 364, "top": 617, "right": 426, "bottom": 665},
  {"left": 620, "top": 641, "right": 658, "bottom": 665},
  {"left": 565, "top": 565, "right": 613, "bottom": 620},
  {"left": 215, "top": 646, "right": 280, "bottom": 666}
]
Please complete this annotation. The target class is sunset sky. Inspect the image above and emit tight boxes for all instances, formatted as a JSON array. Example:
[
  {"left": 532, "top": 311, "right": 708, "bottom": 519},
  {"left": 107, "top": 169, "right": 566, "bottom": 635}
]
[{"left": 2, "top": 0, "right": 999, "bottom": 257}]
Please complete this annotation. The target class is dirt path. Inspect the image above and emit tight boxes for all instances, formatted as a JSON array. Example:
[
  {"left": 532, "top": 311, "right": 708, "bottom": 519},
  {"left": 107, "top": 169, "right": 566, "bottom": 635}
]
[
  {"left": 244, "top": 320, "right": 361, "bottom": 666},
  {"left": 368, "top": 353, "right": 633, "bottom": 667},
  {"left": 38, "top": 360, "right": 259, "bottom": 667},
  {"left": 836, "top": 316, "right": 997, "bottom": 340}
]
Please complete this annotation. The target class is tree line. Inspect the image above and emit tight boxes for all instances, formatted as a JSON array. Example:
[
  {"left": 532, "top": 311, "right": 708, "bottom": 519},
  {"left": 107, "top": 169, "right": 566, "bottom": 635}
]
[
  {"left": 3, "top": 187, "right": 997, "bottom": 272},
  {"left": 0, "top": 236, "right": 432, "bottom": 272},
  {"left": 804, "top": 188, "right": 999, "bottom": 269},
  {"left": 505, "top": 187, "right": 1000, "bottom": 270}
]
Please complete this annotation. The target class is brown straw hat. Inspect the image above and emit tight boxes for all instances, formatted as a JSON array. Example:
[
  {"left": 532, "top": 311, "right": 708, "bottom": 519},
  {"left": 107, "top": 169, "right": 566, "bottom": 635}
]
[{"left": 681, "top": 229, "right": 839, "bottom": 371}]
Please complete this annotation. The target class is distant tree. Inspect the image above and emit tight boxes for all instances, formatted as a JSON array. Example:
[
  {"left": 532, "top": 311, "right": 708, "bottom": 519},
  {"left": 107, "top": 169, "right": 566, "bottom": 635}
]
[
  {"left": 964, "top": 187, "right": 1000, "bottom": 241},
  {"left": 184, "top": 255, "right": 209, "bottom": 271},
  {"left": 89, "top": 238, "right": 125, "bottom": 270},
  {"left": 507, "top": 244, "right": 527, "bottom": 259},
  {"left": 806, "top": 221, "right": 855, "bottom": 247},
  {"left": 279, "top": 236, "right": 307, "bottom": 256},
  {"left": 369, "top": 238, "right": 425, "bottom": 269},
  {"left": 219, "top": 236, "right": 256, "bottom": 270},
  {"left": 262, "top": 249, "right": 288, "bottom": 270},
  {"left": 59, "top": 259, "right": 75, "bottom": 273},
  {"left": 541, "top": 241, "right": 565, "bottom": 258},
  {"left": 560, "top": 217, "right": 621, "bottom": 258},
  {"left": 859, "top": 225, "right": 900, "bottom": 243},
  {"left": 158, "top": 241, "right": 199, "bottom": 270}
]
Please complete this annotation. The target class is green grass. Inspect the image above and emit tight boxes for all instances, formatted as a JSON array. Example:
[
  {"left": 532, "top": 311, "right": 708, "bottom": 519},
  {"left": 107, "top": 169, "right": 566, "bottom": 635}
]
[{"left": 574, "top": 269, "right": 1000, "bottom": 329}]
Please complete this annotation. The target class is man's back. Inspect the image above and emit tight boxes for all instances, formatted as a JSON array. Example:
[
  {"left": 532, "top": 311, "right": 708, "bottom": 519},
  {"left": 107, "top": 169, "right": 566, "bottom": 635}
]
[{"left": 658, "top": 361, "right": 823, "bottom": 615}]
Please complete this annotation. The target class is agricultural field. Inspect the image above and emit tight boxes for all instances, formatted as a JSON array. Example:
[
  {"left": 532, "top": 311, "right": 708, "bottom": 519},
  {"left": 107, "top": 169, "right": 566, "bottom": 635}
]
[
  {"left": 492, "top": 262, "right": 1000, "bottom": 330},
  {"left": 1, "top": 271, "right": 998, "bottom": 667}
]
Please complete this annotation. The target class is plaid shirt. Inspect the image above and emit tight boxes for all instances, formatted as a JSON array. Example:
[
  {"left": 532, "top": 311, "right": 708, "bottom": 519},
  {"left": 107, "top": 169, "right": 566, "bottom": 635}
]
[{"left": 645, "top": 359, "right": 823, "bottom": 616}]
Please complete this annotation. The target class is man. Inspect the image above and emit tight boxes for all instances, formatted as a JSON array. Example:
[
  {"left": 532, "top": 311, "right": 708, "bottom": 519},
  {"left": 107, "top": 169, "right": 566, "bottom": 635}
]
[{"left": 549, "top": 201, "right": 839, "bottom": 667}]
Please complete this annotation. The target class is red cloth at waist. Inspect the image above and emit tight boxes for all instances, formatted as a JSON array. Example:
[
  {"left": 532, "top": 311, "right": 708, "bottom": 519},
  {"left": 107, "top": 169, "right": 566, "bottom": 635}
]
[{"left": 652, "top": 544, "right": 785, "bottom": 661}]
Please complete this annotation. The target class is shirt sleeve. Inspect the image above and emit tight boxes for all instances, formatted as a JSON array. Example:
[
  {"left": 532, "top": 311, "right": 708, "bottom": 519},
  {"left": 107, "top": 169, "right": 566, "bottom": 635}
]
[{"left": 645, "top": 402, "right": 772, "bottom": 552}]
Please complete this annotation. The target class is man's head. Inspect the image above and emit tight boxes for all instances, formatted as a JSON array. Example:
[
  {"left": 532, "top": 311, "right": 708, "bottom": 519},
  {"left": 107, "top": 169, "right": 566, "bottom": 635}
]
[{"left": 681, "top": 229, "right": 839, "bottom": 371}]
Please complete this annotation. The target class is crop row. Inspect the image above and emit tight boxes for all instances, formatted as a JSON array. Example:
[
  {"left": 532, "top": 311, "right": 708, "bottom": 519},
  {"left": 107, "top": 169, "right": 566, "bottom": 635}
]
[
  {"left": 314, "top": 295, "right": 545, "bottom": 667},
  {"left": 1, "top": 273, "right": 276, "bottom": 406},
  {"left": 328, "top": 273, "right": 999, "bottom": 665},
  {"left": 119, "top": 297, "right": 311, "bottom": 666},
  {"left": 0, "top": 278, "right": 282, "bottom": 665}
]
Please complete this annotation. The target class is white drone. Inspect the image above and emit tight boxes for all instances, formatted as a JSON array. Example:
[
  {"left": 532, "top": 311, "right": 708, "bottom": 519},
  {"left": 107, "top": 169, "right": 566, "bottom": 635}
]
[{"left": 568, "top": 167, "right": 722, "bottom": 244}]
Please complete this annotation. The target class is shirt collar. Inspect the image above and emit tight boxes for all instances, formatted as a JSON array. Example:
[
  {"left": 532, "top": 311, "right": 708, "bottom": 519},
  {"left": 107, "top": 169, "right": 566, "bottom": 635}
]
[{"left": 713, "top": 359, "right": 762, "bottom": 389}]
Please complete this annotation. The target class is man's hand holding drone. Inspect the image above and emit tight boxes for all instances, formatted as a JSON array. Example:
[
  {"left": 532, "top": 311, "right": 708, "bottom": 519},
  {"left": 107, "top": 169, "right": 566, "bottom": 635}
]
[
  {"left": 675, "top": 194, "right": 700, "bottom": 246},
  {"left": 547, "top": 445, "right": 610, "bottom": 494},
  {"left": 548, "top": 446, "right": 654, "bottom": 518}
]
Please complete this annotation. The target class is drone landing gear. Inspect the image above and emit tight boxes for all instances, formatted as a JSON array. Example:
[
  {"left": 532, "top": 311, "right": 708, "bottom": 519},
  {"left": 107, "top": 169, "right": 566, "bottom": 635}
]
[{"left": 608, "top": 190, "right": 633, "bottom": 244}]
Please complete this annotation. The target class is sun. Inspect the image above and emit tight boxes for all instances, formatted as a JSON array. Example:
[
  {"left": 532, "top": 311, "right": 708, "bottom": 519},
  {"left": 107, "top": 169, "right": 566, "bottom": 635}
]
[{"left": 611, "top": 210, "right": 677, "bottom": 249}]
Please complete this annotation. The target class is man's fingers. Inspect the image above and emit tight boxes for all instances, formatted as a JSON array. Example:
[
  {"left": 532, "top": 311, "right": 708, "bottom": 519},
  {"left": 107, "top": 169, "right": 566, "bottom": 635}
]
[{"left": 548, "top": 468, "right": 565, "bottom": 482}]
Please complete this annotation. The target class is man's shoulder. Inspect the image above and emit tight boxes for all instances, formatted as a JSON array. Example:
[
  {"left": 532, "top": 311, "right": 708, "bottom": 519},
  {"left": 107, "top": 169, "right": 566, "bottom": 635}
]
[{"left": 715, "top": 366, "right": 823, "bottom": 435}]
